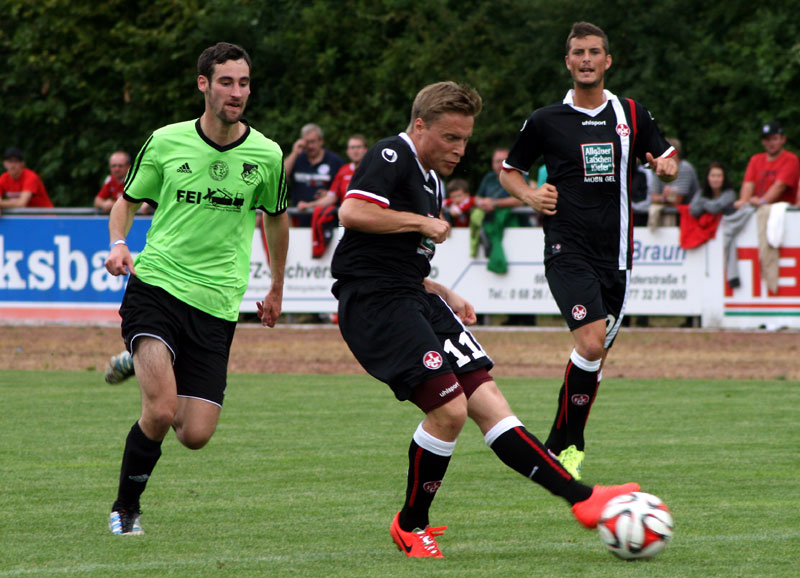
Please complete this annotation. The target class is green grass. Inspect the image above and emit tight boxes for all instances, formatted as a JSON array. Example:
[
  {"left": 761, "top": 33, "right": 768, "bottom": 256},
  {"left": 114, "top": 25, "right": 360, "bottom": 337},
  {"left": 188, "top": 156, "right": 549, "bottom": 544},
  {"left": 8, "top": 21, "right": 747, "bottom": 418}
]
[{"left": 1, "top": 371, "right": 798, "bottom": 577}]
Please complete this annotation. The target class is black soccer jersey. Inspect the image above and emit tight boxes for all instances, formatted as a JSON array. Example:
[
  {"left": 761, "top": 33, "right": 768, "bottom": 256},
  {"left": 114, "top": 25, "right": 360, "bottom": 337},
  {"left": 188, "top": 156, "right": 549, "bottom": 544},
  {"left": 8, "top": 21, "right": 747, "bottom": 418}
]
[
  {"left": 331, "top": 133, "right": 444, "bottom": 285},
  {"left": 504, "top": 90, "right": 674, "bottom": 270}
]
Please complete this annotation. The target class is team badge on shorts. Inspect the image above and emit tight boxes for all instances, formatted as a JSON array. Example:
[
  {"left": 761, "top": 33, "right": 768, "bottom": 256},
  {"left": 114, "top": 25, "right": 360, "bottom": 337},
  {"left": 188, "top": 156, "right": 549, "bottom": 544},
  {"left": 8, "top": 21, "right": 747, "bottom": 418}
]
[
  {"left": 423, "top": 351, "right": 443, "bottom": 370},
  {"left": 571, "top": 393, "right": 591, "bottom": 406},
  {"left": 571, "top": 304, "right": 587, "bottom": 321},
  {"left": 616, "top": 123, "right": 630, "bottom": 137}
]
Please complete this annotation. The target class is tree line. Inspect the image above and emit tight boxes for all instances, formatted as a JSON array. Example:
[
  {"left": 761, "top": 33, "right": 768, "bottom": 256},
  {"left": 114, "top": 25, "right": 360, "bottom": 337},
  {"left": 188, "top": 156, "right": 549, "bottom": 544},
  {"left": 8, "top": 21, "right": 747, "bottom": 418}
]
[{"left": 1, "top": 0, "right": 798, "bottom": 207}]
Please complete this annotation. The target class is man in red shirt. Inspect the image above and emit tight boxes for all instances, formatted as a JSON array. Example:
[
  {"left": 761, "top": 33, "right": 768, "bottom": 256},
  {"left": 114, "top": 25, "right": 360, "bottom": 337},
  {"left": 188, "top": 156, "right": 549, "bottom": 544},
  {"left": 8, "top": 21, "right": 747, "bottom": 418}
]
[
  {"left": 724, "top": 122, "right": 800, "bottom": 289},
  {"left": 735, "top": 122, "right": 799, "bottom": 208},
  {"left": 94, "top": 151, "right": 131, "bottom": 213},
  {"left": 0, "top": 147, "right": 54, "bottom": 209}
]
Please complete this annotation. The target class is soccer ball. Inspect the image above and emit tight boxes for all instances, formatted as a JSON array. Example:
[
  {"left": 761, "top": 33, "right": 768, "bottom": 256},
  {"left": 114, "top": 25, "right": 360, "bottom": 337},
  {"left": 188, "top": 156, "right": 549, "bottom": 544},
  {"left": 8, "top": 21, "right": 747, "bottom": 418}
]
[{"left": 597, "top": 492, "right": 673, "bottom": 560}]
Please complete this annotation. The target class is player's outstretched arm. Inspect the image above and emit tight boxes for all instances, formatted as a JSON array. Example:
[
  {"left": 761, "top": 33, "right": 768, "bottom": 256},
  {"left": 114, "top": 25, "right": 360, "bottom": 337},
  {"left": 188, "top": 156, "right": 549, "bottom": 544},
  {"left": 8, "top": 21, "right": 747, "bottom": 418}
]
[
  {"left": 423, "top": 279, "right": 477, "bottom": 325},
  {"left": 105, "top": 198, "right": 140, "bottom": 276},
  {"left": 499, "top": 169, "right": 557, "bottom": 215},
  {"left": 339, "top": 197, "right": 450, "bottom": 243},
  {"left": 258, "top": 211, "right": 289, "bottom": 328}
]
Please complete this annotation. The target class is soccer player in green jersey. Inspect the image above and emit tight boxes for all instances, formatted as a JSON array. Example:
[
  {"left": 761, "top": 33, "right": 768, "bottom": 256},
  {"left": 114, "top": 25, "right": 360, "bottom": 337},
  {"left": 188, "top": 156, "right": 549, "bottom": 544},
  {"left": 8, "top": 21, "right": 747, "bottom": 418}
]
[{"left": 104, "top": 42, "right": 289, "bottom": 535}]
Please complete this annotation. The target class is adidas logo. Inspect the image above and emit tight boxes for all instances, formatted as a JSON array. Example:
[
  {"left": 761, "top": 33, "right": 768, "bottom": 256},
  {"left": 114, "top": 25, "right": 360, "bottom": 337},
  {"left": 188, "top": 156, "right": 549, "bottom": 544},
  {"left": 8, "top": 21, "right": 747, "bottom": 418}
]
[{"left": 177, "top": 163, "right": 192, "bottom": 173}]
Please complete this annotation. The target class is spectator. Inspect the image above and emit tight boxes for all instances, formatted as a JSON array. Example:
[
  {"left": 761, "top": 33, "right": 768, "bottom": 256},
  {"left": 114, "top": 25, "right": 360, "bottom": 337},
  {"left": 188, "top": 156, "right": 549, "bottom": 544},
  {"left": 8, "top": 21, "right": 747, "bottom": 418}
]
[
  {"left": 689, "top": 162, "right": 737, "bottom": 219},
  {"left": 474, "top": 147, "right": 527, "bottom": 224},
  {"left": 284, "top": 123, "right": 344, "bottom": 226},
  {"left": 442, "top": 178, "right": 474, "bottom": 227},
  {"left": 724, "top": 122, "right": 800, "bottom": 290},
  {"left": 647, "top": 138, "right": 699, "bottom": 232},
  {"left": 296, "top": 134, "right": 368, "bottom": 211},
  {"left": 94, "top": 151, "right": 131, "bottom": 213},
  {"left": 298, "top": 134, "right": 369, "bottom": 259},
  {"left": 0, "top": 147, "right": 54, "bottom": 209}
]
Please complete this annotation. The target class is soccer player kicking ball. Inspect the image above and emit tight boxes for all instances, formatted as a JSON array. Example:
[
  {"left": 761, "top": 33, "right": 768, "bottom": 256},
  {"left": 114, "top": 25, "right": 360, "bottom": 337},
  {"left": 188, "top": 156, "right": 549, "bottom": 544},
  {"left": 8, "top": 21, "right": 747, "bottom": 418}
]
[
  {"left": 500, "top": 22, "right": 678, "bottom": 481},
  {"left": 330, "top": 81, "right": 639, "bottom": 558},
  {"left": 104, "top": 42, "right": 289, "bottom": 534}
]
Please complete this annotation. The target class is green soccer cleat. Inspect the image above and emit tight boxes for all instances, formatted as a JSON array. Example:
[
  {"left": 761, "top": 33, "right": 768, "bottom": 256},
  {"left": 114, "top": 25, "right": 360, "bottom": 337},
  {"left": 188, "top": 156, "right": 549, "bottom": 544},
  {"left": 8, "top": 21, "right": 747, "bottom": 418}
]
[{"left": 558, "top": 445, "right": 585, "bottom": 481}]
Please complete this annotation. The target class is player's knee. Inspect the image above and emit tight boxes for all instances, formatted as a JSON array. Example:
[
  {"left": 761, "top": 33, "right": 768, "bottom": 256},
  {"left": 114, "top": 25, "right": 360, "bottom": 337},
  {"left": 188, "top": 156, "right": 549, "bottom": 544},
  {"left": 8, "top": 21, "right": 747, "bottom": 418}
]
[
  {"left": 176, "top": 426, "right": 214, "bottom": 450},
  {"left": 575, "top": 342, "right": 604, "bottom": 362},
  {"left": 426, "top": 397, "right": 468, "bottom": 438}
]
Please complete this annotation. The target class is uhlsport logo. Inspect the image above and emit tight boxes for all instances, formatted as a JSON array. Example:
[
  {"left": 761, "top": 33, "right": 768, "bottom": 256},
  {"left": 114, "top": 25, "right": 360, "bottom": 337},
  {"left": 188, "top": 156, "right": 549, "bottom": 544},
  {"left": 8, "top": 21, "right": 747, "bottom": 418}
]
[
  {"left": 382, "top": 148, "right": 398, "bottom": 163},
  {"left": 571, "top": 304, "right": 587, "bottom": 320},
  {"left": 423, "top": 480, "right": 442, "bottom": 493},
  {"left": 571, "top": 393, "right": 591, "bottom": 406},
  {"left": 423, "top": 350, "right": 443, "bottom": 369}
]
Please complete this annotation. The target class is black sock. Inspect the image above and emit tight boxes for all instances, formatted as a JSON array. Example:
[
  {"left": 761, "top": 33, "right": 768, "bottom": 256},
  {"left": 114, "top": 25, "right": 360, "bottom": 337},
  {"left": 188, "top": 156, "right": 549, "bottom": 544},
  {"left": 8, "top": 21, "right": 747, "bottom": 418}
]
[
  {"left": 398, "top": 425, "right": 454, "bottom": 531},
  {"left": 113, "top": 421, "right": 162, "bottom": 512},
  {"left": 559, "top": 350, "right": 601, "bottom": 451},
  {"left": 545, "top": 382, "right": 567, "bottom": 453},
  {"left": 486, "top": 417, "right": 591, "bottom": 505}
]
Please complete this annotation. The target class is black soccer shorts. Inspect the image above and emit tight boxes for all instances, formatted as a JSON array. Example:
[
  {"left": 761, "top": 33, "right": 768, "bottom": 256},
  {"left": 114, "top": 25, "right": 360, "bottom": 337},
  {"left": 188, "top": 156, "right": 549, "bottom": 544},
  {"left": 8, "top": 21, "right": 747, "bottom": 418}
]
[
  {"left": 545, "top": 255, "right": 628, "bottom": 349},
  {"left": 335, "top": 278, "right": 494, "bottom": 402},
  {"left": 119, "top": 275, "right": 237, "bottom": 406}
]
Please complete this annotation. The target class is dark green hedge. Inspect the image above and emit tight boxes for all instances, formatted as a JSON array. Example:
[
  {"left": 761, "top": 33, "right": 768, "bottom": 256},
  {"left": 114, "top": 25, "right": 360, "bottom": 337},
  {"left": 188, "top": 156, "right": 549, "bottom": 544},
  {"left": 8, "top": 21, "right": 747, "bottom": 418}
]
[{"left": 2, "top": 0, "right": 798, "bottom": 206}]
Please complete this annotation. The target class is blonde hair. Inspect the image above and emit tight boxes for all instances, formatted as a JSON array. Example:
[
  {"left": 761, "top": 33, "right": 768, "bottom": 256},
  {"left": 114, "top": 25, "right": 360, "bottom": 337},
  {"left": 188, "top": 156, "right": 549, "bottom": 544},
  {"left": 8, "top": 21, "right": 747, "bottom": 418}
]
[{"left": 407, "top": 81, "right": 482, "bottom": 132}]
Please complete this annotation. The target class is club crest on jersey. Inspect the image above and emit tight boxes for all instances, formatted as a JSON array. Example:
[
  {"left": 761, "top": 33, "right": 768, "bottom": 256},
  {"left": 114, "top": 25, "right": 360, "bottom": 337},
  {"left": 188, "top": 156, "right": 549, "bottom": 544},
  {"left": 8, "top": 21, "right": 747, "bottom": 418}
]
[
  {"left": 241, "top": 163, "right": 261, "bottom": 186},
  {"left": 571, "top": 304, "right": 587, "bottom": 320},
  {"left": 423, "top": 480, "right": 442, "bottom": 493},
  {"left": 381, "top": 148, "right": 398, "bottom": 163},
  {"left": 209, "top": 161, "right": 229, "bottom": 181},
  {"left": 616, "top": 124, "right": 631, "bottom": 137},
  {"left": 423, "top": 351, "right": 443, "bottom": 370},
  {"left": 571, "top": 393, "right": 591, "bottom": 406}
]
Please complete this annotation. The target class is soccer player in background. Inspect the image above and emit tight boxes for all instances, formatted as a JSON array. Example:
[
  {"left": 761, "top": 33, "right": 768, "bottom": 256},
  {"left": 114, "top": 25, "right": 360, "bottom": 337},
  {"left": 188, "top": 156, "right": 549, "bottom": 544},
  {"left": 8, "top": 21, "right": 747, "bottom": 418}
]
[
  {"left": 500, "top": 22, "right": 678, "bottom": 480},
  {"left": 103, "top": 42, "right": 289, "bottom": 534},
  {"left": 331, "top": 80, "right": 639, "bottom": 558}
]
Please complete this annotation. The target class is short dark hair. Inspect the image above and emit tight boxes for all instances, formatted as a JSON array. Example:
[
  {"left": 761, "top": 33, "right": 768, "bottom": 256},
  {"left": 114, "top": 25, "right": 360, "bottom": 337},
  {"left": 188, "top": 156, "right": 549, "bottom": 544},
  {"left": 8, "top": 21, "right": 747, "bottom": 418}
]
[
  {"left": 407, "top": 82, "right": 483, "bottom": 132},
  {"left": 566, "top": 22, "right": 609, "bottom": 55},
  {"left": 446, "top": 178, "right": 470, "bottom": 195},
  {"left": 197, "top": 42, "right": 252, "bottom": 80}
]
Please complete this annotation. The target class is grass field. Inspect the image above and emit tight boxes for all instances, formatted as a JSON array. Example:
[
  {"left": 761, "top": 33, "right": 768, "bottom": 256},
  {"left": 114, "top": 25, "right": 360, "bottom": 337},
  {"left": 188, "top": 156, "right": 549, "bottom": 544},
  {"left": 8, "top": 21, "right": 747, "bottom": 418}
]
[{"left": 1, "top": 370, "right": 798, "bottom": 577}]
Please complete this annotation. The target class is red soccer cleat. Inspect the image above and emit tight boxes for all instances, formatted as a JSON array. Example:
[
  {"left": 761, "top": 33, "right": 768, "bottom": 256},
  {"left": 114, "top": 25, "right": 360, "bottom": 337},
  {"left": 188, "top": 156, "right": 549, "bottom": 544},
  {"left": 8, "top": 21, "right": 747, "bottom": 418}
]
[
  {"left": 390, "top": 512, "right": 447, "bottom": 558},
  {"left": 571, "top": 483, "right": 641, "bottom": 529}
]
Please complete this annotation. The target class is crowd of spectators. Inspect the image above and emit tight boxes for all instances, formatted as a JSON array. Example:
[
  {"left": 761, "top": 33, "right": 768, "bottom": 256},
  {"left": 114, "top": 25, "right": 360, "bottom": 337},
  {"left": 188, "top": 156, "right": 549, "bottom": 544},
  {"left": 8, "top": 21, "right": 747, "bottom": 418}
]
[{"left": 3, "top": 118, "right": 797, "bottom": 322}]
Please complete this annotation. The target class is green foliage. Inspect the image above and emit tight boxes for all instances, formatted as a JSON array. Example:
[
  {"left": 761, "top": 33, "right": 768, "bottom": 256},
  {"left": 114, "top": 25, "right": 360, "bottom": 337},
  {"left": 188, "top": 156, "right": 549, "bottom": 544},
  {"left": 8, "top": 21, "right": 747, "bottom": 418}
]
[
  {"left": 1, "top": 0, "right": 798, "bottom": 204},
  {"left": 2, "top": 371, "right": 799, "bottom": 576}
]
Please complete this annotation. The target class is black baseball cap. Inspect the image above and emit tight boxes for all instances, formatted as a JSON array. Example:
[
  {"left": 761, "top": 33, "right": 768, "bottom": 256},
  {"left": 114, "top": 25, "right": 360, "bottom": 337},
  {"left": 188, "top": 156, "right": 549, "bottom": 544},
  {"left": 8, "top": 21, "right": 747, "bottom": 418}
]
[
  {"left": 761, "top": 122, "right": 784, "bottom": 137},
  {"left": 3, "top": 147, "right": 24, "bottom": 160}
]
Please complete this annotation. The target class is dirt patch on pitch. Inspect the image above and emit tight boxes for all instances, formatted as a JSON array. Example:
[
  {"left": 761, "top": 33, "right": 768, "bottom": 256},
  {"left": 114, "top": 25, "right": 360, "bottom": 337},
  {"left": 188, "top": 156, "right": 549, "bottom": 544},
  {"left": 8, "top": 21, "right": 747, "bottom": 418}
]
[{"left": 1, "top": 324, "right": 797, "bottom": 381}]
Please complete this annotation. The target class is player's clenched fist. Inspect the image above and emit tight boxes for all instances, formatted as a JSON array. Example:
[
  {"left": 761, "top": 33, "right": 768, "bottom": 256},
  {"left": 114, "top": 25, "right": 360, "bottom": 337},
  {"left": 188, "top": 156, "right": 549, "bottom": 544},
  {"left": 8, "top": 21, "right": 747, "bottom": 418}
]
[{"left": 420, "top": 217, "right": 450, "bottom": 243}]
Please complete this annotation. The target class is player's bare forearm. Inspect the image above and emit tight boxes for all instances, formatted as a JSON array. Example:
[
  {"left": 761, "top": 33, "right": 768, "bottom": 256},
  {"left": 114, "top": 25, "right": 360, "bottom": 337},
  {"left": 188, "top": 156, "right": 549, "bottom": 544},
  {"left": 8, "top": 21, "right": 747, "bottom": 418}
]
[
  {"left": 105, "top": 199, "right": 140, "bottom": 276},
  {"left": 339, "top": 197, "right": 449, "bottom": 242},
  {"left": 423, "top": 279, "right": 477, "bottom": 325},
  {"left": 258, "top": 211, "right": 288, "bottom": 327},
  {"left": 499, "top": 169, "right": 557, "bottom": 215}
]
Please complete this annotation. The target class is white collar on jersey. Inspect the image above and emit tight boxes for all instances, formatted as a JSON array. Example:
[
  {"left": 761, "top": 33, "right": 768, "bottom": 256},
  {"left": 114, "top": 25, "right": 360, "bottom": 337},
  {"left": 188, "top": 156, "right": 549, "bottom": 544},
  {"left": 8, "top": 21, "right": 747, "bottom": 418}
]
[
  {"left": 563, "top": 89, "right": 618, "bottom": 117},
  {"left": 399, "top": 132, "right": 436, "bottom": 181}
]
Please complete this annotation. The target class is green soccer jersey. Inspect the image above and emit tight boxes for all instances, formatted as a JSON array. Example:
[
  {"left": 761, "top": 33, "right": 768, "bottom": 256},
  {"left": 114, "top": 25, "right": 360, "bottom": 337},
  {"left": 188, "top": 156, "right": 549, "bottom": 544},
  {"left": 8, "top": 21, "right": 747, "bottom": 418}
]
[{"left": 124, "top": 119, "right": 287, "bottom": 321}]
